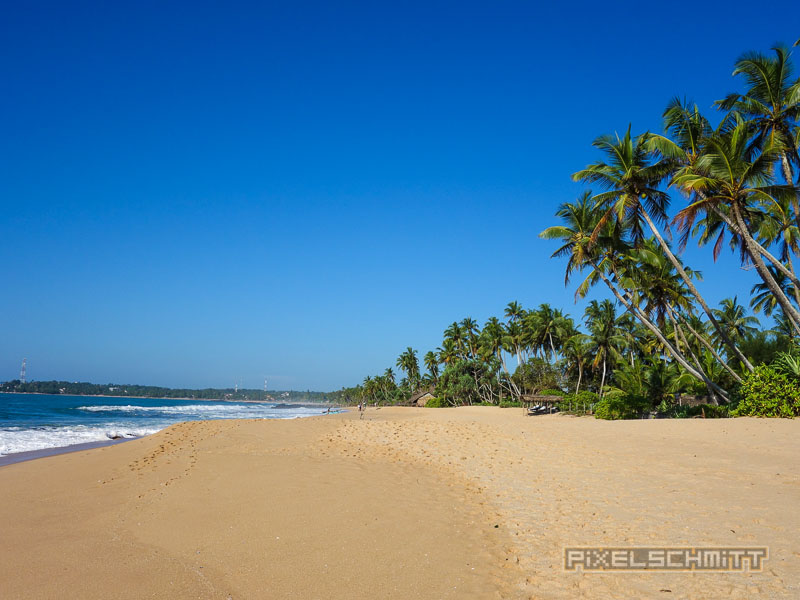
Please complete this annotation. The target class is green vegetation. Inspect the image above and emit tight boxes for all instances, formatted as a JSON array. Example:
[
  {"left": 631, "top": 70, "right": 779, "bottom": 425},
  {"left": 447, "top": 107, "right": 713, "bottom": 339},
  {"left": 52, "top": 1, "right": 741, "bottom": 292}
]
[
  {"left": 733, "top": 366, "right": 800, "bottom": 417},
  {"left": 334, "top": 42, "right": 800, "bottom": 419}
]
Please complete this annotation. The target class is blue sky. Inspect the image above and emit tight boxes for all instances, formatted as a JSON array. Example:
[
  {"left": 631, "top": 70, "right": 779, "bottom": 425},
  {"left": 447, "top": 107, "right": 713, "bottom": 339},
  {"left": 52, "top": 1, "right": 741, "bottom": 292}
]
[{"left": 1, "top": 1, "right": 798, "bottom": 390}]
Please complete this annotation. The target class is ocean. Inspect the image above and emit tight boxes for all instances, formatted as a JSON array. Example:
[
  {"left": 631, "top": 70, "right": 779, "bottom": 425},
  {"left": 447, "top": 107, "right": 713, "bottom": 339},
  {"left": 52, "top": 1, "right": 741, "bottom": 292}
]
[{"left": 0, "top": 393, "right": 334, "bottom": 456}]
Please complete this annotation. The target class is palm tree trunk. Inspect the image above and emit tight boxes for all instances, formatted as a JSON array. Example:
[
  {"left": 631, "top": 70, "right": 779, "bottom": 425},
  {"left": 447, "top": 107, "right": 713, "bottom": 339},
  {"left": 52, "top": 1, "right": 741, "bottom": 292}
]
[
  {"left": 667, "top": 306, "right": 726, "bottom": 404},
  {"left": 599, "top": 358, "right": 607, "bottom": 401},
  {"left": 576, "top": 364, "right": 583, "bottom": 395},
  {"left": 640, "top": 208, "right": 753, "bottom": 371},
  {"left": 731, "top": 204, "right": 800, "bottom": 336},
  {"left": 710, "top": 205, "right": 800, "bottom": 288},
  {"left": 591, "top": 261, "right": 728, "bottom": 395},
  {"left": 779, "top": 149, "right": 800, "bottom": 238},
  {"left": 784, "top": 251, "right": 800, "bottom": 309},
  {"left": 674, "top": 310, "right": 744, "bottom": 384}
]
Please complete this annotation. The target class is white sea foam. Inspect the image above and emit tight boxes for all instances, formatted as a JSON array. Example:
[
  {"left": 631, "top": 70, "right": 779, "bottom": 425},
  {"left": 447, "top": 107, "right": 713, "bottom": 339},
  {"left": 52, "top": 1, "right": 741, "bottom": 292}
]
[
  {"left": 76, "top": 403, "right": 273, "bottom": 413},
  {"left": 0, "top": 403, "right": 332, "bottom": 456},
  {"left": 0, "top": 425, "right": 161, "bottom": 455},
  {"left": 76, "top": 403, "right": 327, "bottom": 420}
]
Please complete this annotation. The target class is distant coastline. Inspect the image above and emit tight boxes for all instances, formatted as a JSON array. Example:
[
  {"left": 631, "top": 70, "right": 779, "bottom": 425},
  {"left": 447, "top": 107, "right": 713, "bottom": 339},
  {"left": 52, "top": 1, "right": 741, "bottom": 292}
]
[
  {"left": 0, "top": 391, "right": 337, "bottom": 405},
  {"left": 0, "top": 380, "right": 339, "bottom": 404}
]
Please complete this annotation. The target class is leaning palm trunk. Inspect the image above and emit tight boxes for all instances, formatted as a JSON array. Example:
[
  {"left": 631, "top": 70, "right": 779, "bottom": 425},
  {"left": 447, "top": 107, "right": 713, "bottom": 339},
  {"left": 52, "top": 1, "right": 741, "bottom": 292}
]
[
  {"left": 673, "top": 310, "right": 744, "bottom": 384},
  {"left": 666, "top": 305, "right": 725, "bottom": 404},
  {"left": 591, "top": 262, "right": 728, "bottom": 397},
  {"left": 780, "top": 154, "right": 797, "bottom": 222},
  {"left": 710, "top": 205, "right": 800, "bottom": 288},
  {"left": 640, "top": 208, "right": 753, "bottom": 371},
  {"left": 730, "top": 204, "right": 800, "bottom": 336},
  {"left": 784, "top": 251, "right": 800, "bottom": 310}
]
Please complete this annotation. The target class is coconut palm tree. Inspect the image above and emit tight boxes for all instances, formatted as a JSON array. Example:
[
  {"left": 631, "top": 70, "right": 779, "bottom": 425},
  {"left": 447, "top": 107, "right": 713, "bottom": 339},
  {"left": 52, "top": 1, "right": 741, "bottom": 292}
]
[
  {"left": 443, "top": 322, "right": 466, "bottom": 359},
  {"left": 673, "top": 114, "right": 800, "bottom": 334},
  {"left": 711, "top": 297, "right": 761, "bottom": 349},
  {"left": 575, "top": 123, "right": 753, "bottom": 370},
  {"left": 460, "top": 317, "right": 480, "bottom": 360},
  {"left": 396, "top": 347, "right": 420, "bottom": 392},
  {"left": 503, "top": 303, "right": 526, "bottom": 368},
  {"left": 423, "top": 351, "right": 439, "bottom": 384},
  {"left": 541, "top": 195, "right": 732, "bottom": 395},
  {"left": 716, "top": 46, "right": 800, "bottom": 187},
  {"left": 562, "top": 333, "right": 591, "bottom": 395},
  {"left": 524, "top": 304, "right": 571, "bottom": 361},
  {"left": 584, "top": 300, "right": 625, "bottom": 399},
  {"left": 755, "top": 195, "right": 800, "bottom": 307},
  {"left": 438, "top": 339, "right": 458, "bottom": 367}
]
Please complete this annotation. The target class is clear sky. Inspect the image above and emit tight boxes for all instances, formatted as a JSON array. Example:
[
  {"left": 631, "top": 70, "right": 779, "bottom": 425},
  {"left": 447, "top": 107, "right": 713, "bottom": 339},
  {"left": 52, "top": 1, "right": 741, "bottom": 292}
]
[{"left": 1, "top": 1, "right": 798, "bottom": 390}]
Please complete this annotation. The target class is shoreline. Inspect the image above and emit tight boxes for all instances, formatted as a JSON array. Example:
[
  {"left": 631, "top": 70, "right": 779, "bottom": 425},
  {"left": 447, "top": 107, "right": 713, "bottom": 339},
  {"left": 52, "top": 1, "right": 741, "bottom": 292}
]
[
  {"left": 0, "top": 437, "right": 136, "bottom": 467},
  {"left": 0, "top": 407, "right": 344, "bottom": 467}
]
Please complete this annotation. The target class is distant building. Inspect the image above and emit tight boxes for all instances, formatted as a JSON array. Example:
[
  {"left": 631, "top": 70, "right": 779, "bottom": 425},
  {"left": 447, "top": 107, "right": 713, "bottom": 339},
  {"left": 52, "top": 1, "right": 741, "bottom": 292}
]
[{"left": 408, "top": 389, "right": 435, "bottom": 407}]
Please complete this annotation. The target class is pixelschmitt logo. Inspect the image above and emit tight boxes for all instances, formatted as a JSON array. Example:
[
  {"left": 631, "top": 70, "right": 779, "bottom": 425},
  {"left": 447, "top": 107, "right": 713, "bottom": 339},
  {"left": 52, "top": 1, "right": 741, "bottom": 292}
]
[{"left": 564, "top": 547, "right": 768, "bottom": 572}]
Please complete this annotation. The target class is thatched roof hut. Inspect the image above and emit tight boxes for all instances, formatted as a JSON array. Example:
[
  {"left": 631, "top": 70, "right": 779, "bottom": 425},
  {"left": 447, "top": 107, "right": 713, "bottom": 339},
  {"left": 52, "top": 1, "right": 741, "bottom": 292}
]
[{"left": 408, "top": 389, "right": 435, "bottom": 407}]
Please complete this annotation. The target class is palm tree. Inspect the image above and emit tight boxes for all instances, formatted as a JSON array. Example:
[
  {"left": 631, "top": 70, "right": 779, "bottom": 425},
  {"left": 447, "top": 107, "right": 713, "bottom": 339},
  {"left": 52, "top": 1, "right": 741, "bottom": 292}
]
[
  {"left": 711, "top": 297, "right": 760, "bottom": 349},
  {"left": 438, "top": 339, "right": 458, "bottom": 367},
  {"left": 562, "top": 333, "right": 591, "bottom": 395},
  {"left": 443, "top": 322, "right": 466, "bottom": 358},
  {"left": 396, "top": 347, "right": 420, "bottom": 392},
  {"left": 503, "top": 302, "right": 526, "bottom": 368},
  {"left": 716, "top": 46, "right": 800, "bottom": 187},
  {"left": 574, "top": 124, "right": 753, "bottom": 370},
  {"left": 423, "top": 351, "right": 440, "bottom": 384},
  {"left": 460, "top": 317, "right": 480, "bottom": 359},
  {"left": 524, "top": 304, "right": 571, "bottom": 361},
  {"left": 541, "top": 195, "right": 731, "bottom": 395},
  {"left": 584, "top": 300, "right": 625, "bottom": 399},
  {"left": 755, "top": 195, "right": 800, "bottom": 307},
  {"left": 673, "top": 115, "right": 800, "bottom": 335}
]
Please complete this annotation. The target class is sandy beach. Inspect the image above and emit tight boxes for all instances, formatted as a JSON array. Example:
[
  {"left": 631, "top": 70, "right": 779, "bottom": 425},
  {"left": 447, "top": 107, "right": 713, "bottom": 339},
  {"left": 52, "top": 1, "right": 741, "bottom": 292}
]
[{"left": 1, "top": 408, "right": 798, "bottom": 599}]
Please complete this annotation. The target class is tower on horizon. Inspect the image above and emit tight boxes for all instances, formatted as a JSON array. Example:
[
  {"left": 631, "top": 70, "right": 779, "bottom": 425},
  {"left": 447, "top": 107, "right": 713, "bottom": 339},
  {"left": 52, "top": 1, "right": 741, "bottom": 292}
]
[{"left": 20, "top": 358, "right": 26, "bottom": 384}]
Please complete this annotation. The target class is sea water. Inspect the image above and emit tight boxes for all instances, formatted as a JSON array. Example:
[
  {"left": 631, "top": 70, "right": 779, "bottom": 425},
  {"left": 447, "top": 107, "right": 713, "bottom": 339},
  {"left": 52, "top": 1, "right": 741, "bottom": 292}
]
[{"left": 0, "top": 393, "right": 333, "bottom": 456}]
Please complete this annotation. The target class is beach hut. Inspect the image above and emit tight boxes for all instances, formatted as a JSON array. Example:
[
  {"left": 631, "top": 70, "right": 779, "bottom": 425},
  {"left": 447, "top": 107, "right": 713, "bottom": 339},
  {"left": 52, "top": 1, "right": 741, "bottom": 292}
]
[{"left": 408, "top": 389, "right": 435, "bottom": 407}]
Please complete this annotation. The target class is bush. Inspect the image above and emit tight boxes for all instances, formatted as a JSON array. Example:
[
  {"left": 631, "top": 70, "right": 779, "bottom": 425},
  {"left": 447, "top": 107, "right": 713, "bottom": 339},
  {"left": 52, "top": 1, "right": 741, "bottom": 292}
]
[
  {"left": 688, "top": 404, "right": 730, "bottom": 418},
  {"left": 499, "top": 400, "right": 521, "bottom": 408},
  {"left": 538, "top": 388, "right": 565, "bottom": 396},
  {"left": 558, "top": 391, "right": 597, "bottom": 414},
  {"left": 424, "top": 396, "right": 449, "bottom": 408},
  {"left": 732, "top": 365, "right": 800, "bottom": 418},
  {"left": 594, "top": 395, "right": 650, "bottom": 420}
]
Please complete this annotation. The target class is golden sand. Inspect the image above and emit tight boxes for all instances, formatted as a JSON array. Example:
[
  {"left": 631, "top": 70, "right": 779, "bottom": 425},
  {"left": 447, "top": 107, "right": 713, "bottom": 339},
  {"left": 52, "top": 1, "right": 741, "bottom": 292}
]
[{"left": 1, "top": 407, "right": 798, "bottom": 599}]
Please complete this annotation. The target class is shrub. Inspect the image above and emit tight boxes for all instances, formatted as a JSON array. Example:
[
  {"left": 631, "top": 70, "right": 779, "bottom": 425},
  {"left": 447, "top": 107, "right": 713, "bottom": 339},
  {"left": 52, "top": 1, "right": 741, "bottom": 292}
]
[
  {"left": 538, "top": 388, "right": 565, "bottom": 397},
  {"left": 424, "top": 396, "right": 449, "bottom": 408},
  {"left": 732, "top": 365, "right": 800, "bottom": 418},
  {"left": 594, "top": 395, "right": 649, "bottom": 420},
  {"left": 687, "top": 404, "right": 730, "bottom": 418},
  {"left": 558, "top": 391, "right": 597, "bottom": 414},
  {"left": 499, "top": 400, "right": 521, "bottom": 408}
]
